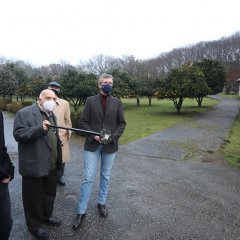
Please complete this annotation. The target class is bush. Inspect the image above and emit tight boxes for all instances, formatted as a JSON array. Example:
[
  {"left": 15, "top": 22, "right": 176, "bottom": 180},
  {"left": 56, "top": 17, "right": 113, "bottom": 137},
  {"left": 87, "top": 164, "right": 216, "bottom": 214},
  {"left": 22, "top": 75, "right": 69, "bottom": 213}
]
[
  {"left": 0, "top": 98, "right": 12, "bottom": 111},
  {"left": 7, "top": 102, "right": 23, "bottom": 113},
  {"left": 6, "top": 101, "right": 33, "bottom": 114},
  {"left": 21, "top": 101, "right": 34, "bottom": 107}
]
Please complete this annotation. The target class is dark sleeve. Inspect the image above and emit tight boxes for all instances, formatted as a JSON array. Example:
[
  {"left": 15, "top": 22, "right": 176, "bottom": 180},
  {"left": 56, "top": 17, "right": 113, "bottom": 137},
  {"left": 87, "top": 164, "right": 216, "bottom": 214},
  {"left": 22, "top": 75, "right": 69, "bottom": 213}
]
[
  {"left": 111, "top": 100, "right": 126, "bottom": 142},
  {"left": 13, "top": 109, "right": 46, "bottom": 143},
  {"left": 0, "top": 112, "right": 15, "bottom": 181}
]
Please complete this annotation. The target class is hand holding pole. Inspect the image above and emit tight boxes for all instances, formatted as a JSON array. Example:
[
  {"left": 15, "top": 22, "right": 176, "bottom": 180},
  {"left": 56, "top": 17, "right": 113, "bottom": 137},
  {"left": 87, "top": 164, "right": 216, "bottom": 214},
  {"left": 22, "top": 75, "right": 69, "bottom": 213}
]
[{"left": 48, "top": 125, "right": 112, "bottom": 144}]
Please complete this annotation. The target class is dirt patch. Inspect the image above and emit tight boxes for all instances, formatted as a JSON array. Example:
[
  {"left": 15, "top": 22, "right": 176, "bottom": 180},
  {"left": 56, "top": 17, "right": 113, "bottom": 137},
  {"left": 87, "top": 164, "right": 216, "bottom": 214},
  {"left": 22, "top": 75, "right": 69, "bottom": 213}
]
[{"left": 193, "top": 150, "right": 228, "bottom": 165}]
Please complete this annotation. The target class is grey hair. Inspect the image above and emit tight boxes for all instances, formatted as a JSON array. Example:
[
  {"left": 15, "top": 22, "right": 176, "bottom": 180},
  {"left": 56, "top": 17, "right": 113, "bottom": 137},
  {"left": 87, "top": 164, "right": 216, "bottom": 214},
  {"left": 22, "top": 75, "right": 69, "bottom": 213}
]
[{"left": 98, "top": 73, "right": 113, "bottom": 85}]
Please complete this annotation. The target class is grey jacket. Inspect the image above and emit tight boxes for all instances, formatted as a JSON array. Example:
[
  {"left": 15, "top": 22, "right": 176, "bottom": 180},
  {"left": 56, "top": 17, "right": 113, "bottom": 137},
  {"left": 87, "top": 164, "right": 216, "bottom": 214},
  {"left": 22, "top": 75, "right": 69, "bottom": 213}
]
[
  {"left": 13, "top": 103, "right": 62, "bottom": 177},
  {"left": 80, "top": 94, "right": 126, "bottom": 153}
]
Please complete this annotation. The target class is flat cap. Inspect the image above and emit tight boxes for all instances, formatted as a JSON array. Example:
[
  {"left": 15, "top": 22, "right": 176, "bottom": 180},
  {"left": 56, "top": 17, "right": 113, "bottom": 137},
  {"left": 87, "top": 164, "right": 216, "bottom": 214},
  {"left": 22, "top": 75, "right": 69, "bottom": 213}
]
[{"left": 48, "top": 81, "right": 61, "bottom": 88}]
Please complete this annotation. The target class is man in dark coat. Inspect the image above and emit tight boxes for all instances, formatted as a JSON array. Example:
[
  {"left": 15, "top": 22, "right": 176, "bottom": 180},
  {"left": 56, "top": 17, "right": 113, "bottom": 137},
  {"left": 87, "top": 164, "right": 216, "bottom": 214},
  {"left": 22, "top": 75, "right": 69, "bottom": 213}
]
[
  {"left": 0, "top": 111, "right": 14, "bottom": 240},
  {"left": 72, "top": 73, "right": 126, "bottom": 231},
  {"left": 13, "top": 89, "right": 62, "bottom": 240}
]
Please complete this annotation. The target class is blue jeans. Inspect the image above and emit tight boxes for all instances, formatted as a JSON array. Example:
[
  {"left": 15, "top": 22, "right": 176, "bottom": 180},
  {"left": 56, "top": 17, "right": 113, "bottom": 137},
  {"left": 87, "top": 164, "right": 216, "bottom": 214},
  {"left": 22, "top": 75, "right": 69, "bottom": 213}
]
[{"left": 77, "top": 145, "right": 116, "bottom": 214}]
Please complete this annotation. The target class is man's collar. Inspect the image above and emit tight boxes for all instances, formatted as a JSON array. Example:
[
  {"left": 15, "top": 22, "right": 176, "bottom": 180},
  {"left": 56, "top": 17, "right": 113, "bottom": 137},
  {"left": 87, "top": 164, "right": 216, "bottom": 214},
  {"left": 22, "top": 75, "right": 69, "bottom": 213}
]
[{"left": 55, "top": 98, "right": 60, "bottom": 105}]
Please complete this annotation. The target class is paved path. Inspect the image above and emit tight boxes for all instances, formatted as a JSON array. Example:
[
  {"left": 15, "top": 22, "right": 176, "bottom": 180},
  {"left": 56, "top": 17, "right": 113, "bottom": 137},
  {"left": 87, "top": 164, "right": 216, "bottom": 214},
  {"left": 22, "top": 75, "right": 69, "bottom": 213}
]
[{"left": 5, "top": 95, "right": 240, "bottom": 240}]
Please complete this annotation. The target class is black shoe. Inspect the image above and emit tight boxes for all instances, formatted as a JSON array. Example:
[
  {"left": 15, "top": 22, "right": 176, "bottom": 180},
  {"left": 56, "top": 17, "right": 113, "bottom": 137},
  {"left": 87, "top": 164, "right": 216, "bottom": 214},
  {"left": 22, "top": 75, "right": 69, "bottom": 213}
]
[
  {"left": 58, "top": 179, "right": 65, "bottom": 186},
  {"left": 31, "top": 228, "right": 49, "bottom": 240},
  {"left": 72, "top": 213, "right": 86, "bottom": 231},
  {"left": 98, "top": 204, "right": 108, "bottom": 218},
  {"left": 44, "top": 216, "right": 62, "bottom": 227}
]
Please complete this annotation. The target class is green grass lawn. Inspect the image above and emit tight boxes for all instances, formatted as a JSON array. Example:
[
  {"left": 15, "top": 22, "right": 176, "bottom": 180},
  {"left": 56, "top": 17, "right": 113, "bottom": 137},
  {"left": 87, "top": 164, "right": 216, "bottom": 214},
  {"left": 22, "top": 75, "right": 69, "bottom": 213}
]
[
  {"left": 120, "top": 97, "right": 219, "bottom": 144},
  {"left": 3, "top": 94, "right": 240, "bottom": 166},
  {"left": 221, "top": 111, "right": 240, "bottom": 167}
]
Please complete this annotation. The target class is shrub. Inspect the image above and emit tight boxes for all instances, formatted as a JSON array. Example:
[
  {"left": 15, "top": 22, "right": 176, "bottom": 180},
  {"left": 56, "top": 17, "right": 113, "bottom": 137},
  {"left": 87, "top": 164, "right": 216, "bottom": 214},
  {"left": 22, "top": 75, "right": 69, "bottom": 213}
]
[
  {"left": 6, "top": 101, "right": 33, "bottom": 114},
  {"left": 7, "top": 102, "right": 23, "bottom": 113},
  {"left": 21, "top": 101, "right": 34, "bottom": 107},
  {"left": 0, "top": 98, "right": 12, "bottom": 111}
]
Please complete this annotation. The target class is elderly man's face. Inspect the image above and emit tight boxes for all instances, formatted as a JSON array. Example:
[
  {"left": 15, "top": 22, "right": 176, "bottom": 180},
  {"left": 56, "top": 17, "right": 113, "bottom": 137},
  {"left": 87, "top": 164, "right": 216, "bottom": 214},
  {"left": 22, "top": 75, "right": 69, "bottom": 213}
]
[
  {"left": 39, "top": 90, "right": 57, "bottom": 105},
  {"left": 38, "top": 89, "right": 57, "bottom": 112}
]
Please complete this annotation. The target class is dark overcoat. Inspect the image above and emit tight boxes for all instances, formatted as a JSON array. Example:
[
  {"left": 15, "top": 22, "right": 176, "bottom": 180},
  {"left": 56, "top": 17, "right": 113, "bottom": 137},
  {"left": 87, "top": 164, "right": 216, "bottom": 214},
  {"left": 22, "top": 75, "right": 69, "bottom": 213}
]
[
  {"left": 0, "top": 111, "right": 14, "bottom": 180},
  {"left": 13, "top": 103, "right": 62, "bottom": 177},
  {"left": 80, "top": 94, "right": 126, "bottom": 153}
]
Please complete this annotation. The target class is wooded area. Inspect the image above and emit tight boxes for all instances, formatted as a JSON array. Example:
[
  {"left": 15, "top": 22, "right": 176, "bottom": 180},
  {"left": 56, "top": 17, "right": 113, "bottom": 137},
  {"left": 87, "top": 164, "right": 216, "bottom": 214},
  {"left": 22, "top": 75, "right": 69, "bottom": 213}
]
[{"left": 0, "top": 31, "right": 239, "bottom": 114}]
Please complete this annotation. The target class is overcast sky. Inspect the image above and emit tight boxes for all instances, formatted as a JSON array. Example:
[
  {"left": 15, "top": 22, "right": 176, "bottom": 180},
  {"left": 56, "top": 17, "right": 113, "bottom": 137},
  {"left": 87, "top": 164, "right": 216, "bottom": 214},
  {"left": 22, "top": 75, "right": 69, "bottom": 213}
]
[{"left": 0, "top": 0, "right": 239, "bottom": 67}]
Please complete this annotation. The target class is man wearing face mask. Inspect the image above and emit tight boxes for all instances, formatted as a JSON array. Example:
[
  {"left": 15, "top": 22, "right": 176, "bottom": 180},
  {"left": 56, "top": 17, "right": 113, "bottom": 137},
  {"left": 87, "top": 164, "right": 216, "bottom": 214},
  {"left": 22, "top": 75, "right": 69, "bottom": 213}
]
[
  {"left": 13, "top": 89, "right": 62, "bottom": 240},
  {"left": 48, "top": 82, "right": 72, "bottom": 186},
  {"left": 72, "top": 73, "right": 126, "bottom": 231}
]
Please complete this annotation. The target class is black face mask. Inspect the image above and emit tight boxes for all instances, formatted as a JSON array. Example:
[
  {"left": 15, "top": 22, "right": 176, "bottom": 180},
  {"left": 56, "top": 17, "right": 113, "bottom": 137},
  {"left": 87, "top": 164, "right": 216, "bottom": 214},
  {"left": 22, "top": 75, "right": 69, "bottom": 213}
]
[
  {"left": 51, "top": 89, "right": 60, "bottom": 96},
  {"left": 101, "top": 84, "right": 112, "bottom": 94}
]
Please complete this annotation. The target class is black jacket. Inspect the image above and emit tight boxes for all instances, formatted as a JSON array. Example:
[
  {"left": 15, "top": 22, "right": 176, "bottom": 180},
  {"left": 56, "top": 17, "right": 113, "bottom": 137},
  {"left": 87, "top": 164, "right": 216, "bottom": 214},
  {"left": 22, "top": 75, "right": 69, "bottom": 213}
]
[
  {"left": 0, "top": 111, "right": 14, "bottom": 181},
  {"left": 80, "top": 94, "right": 126, "bottom": 153}
]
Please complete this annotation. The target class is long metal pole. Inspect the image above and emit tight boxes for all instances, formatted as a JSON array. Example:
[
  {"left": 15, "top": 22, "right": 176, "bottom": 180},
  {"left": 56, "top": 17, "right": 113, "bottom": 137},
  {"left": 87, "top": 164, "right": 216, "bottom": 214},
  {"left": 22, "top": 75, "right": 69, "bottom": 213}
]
[{"left": 48, "top": 124, "right": 100, "bottom": 136}]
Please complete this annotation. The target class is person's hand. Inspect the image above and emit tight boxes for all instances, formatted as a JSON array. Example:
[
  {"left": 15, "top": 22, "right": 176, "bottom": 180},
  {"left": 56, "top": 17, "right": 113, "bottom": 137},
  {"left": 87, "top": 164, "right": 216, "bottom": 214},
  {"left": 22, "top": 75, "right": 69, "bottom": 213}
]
[
  {"left": 43, "top": 120, "right": 51, "bottom": 131},
  {"left": 67, "top": 130, "right": 72, "bottom": 141},
  {"left": 1, "top": 176, "right": 11, "bottom": 183},
  {"left": 100, "top": 129, "right": 112, "bottom": 144},
  {"left": 94, "top": 135, "right": 101, "bottom": 142}
]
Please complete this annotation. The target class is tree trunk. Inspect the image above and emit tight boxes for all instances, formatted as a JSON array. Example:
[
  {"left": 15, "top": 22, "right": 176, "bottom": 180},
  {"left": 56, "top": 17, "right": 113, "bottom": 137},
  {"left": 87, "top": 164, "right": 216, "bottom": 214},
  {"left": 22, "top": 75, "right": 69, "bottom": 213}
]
[
  {"left": 173, "top": 97, "right": 183, "bottom": 114},
  {"left": 196, "top": 97, "right": 203, "bottom": 107},
  {"left": 137, "top": 95, "right": 140, "bottom": 106},
  {"left": 148, "top": 97, "right": 152, "bottom": 106}
]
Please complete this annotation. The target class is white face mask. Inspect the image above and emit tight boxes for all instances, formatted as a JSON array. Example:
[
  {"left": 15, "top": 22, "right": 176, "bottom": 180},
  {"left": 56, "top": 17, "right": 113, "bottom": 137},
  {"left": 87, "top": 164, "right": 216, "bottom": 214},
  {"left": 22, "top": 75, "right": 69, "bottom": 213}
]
[{"left": 42, "top": 100, "right": 56, "bottom": 112}]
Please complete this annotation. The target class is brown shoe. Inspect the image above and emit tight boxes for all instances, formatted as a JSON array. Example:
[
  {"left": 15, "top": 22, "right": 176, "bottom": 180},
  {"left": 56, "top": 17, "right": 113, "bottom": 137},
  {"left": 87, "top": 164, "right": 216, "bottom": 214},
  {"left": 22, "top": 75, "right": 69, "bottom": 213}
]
[
  {"left": 72, "top": 214, "right": 86, "bottom": 231},
  {"left": 97, "top": 204, "right": 108, "bottom": 218}
]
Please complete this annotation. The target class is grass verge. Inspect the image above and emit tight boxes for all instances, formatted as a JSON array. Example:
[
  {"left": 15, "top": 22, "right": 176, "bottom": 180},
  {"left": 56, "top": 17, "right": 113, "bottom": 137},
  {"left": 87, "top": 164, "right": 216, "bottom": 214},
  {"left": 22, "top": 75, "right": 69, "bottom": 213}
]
[{"left": 221, "top": 111, "right": 240, "bottom": 167}]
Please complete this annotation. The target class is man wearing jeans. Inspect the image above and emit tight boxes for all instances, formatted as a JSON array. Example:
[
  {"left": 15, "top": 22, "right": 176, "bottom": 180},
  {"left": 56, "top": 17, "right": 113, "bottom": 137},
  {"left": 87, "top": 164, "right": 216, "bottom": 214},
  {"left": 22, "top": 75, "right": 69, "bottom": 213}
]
[{"left": 72, "top": 73, "right": 126, "bottom": 231}]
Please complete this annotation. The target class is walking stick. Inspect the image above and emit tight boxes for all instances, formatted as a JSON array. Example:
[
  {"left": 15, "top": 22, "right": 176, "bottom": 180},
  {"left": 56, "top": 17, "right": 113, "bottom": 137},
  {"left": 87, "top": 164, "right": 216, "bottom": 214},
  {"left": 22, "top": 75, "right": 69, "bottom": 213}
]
[{"left": 48, "top": 125, "right": 112, "bottom": 144}]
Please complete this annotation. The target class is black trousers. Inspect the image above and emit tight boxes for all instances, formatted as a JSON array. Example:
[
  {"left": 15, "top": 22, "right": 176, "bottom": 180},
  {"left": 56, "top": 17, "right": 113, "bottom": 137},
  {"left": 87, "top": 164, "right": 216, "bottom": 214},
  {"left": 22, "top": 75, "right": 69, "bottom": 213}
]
[
  {"left": 0, "top": 183, "right": 12, "bottom": 240},
  {"left": 57, "top": 163, "right": 65, "bottom": 180},
  {"left": 22, "top": 170, "right": 58, "bottom": 231}
]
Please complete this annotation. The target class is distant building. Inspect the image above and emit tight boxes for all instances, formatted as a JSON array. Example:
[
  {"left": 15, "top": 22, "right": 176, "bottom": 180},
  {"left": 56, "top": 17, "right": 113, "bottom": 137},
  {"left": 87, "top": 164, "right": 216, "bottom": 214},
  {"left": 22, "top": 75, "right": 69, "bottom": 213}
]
[{"left": 224, "top": 68, "right": 240, "bottom": 95}]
